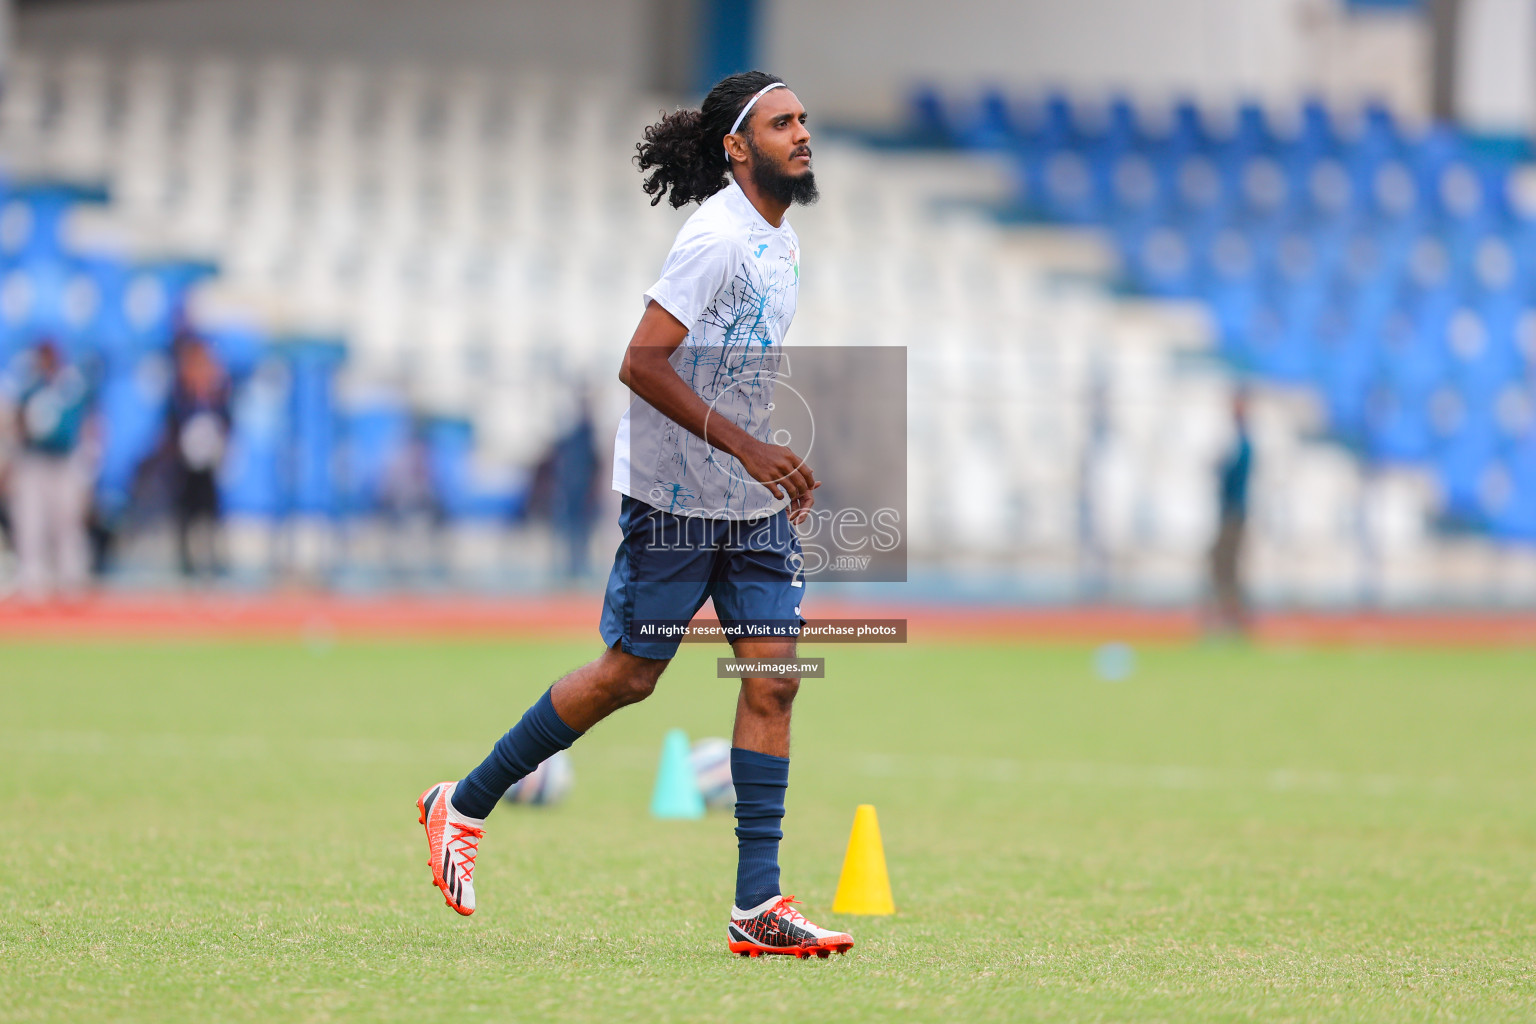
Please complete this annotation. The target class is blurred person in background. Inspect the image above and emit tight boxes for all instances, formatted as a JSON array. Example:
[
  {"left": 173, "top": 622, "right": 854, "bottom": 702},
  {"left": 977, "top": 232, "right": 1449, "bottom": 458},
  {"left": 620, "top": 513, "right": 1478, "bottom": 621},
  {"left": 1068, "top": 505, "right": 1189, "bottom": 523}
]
[
  {"left": 1210, "top": 390, "right": 1253, "bottom": 635},
  {"left": 528, "top": 393, "right": 601, "bottom": 582},
  {"left": 380, "top": 418, "right": 442, "bottom": 582},
  {"left": 0, "top": 390, "right": 13, "bottom": 588},
  {"left": 551, "top": 400, "right": 600, "bottom": 580},
  {"left": 4, "top": 339, "right": 97, "bottom": 603},
  {"left": 165, "top": 333, "right": 232, "bottom": 580}
]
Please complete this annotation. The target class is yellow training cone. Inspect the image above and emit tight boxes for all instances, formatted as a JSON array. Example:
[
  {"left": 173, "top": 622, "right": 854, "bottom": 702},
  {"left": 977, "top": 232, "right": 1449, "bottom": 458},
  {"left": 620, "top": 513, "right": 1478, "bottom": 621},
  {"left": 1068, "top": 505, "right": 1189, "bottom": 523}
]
[{"left": 831, "top": 804, "right": 895, "bottom": 915}]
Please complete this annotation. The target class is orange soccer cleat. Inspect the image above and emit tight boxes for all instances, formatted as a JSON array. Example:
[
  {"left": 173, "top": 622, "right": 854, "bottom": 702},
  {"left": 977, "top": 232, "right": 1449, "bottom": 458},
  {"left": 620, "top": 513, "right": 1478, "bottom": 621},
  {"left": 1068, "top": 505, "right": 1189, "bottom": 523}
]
[
  {"left": 417, "top": 780, "right": 484, "bottom": 916},
  {"left": 727, "top": 895, "right": 854, "bottom": 958}
]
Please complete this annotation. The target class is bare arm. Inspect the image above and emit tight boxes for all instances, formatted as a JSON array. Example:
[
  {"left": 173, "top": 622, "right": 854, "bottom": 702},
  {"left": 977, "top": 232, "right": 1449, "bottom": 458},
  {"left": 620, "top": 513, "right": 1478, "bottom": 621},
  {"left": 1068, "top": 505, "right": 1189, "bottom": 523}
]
[{"left": 618, "top": 301, "right": 819, "bottom": 519}]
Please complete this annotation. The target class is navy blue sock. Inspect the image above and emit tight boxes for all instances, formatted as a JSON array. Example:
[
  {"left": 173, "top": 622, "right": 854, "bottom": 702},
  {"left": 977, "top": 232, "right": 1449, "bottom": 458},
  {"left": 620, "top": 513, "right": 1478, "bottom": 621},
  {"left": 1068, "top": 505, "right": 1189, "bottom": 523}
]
[
  {"left": 452, "top": 687, "right": 583, "bottom": 819},
  {"left": 731, "top": 747, "right": 789, "bottom": 910}
]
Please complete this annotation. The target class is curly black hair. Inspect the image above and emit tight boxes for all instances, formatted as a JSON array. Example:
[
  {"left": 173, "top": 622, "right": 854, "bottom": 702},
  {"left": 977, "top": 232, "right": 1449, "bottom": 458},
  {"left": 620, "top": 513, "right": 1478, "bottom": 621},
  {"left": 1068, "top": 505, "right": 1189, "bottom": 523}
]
[{"left": 635, "top": 71, "right": 785, "bottom": 208}]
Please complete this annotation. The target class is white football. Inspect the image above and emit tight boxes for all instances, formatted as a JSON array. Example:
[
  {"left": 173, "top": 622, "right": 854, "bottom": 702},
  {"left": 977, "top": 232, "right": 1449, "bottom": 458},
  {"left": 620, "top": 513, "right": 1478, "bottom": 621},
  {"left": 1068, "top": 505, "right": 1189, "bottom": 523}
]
[
  {"left": 690, "top": 737, "right": 735, "bottom": 811},
  {"left": 501, "top": 750, "right": 575, "bottom": 806}
]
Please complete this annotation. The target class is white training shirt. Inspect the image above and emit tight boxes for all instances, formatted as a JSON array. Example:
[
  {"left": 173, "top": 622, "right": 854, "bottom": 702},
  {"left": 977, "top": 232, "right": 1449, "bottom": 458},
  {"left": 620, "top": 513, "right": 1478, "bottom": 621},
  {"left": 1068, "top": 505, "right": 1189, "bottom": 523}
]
[{"left": 613, "top": 178, "right": 800, "bottom": 519}]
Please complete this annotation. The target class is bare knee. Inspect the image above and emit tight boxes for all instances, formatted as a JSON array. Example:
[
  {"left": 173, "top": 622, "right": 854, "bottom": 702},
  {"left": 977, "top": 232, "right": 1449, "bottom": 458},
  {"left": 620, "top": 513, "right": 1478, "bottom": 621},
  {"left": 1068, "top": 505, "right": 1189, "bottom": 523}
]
[
  {"left": 614, "top": 666, "right": 663, "bottom": 705},
  {"left": 741, "top": 677, "right": 799, "bottom": 718},
  {"left": 597, "top": 647, "right": 667, "bottom": 707}
]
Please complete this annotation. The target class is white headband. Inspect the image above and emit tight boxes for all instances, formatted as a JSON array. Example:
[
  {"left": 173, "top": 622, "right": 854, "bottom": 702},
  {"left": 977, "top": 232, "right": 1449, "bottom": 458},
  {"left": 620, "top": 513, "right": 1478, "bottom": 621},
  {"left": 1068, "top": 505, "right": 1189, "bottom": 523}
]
[{"left": 724, "top": 82, "right": 786, "bottom": 161}]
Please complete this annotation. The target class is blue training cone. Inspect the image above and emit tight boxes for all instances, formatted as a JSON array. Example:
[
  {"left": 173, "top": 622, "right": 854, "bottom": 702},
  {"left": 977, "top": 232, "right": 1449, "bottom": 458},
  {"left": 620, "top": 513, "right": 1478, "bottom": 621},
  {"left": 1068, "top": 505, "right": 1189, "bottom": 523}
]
[{"left": 651, "top": 728, "right": 706, "bottom": 819}]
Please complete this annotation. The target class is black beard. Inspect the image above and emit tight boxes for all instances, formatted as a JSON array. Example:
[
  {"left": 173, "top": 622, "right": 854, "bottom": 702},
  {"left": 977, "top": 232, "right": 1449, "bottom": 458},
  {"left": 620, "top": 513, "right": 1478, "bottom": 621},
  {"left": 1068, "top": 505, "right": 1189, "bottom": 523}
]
[{"left": 748, "top": 141, "right": 819, "bottom": 207}]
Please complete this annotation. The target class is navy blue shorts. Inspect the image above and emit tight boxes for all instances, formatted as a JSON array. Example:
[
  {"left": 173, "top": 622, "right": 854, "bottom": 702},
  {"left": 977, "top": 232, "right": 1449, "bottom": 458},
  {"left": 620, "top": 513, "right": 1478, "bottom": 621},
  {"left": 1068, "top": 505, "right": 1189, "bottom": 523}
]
[{"left": 600, "top": 496, "right": 806, "bottom": 660}]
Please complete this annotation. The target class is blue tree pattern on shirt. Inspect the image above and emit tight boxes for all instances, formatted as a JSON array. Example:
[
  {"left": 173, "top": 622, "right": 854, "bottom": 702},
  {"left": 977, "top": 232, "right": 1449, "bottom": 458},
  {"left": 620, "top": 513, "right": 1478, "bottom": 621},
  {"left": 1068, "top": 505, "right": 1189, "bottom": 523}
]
[{"left": 646, "top": 257, "right": 794, "bottom": 515}]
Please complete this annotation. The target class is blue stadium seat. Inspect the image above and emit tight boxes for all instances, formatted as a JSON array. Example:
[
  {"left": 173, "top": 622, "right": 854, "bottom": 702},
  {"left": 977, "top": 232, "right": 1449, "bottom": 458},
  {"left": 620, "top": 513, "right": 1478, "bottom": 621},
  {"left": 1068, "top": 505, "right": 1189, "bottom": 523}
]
[
  {"left": 118, "top": 261, "right": 214, "bottom": 352},
  {"left": 1379, "top": 302, "right": 1451, "bottom": 398},
  {"left": 1360, "top": 101, "right": 1403, "bottom": 151},
  {"left": 1365, "top": 382, "right": 1435, "bottom": 462},
  {"left": 287, "top": 340, "right": 347, "bottom": 518},
  {"left": 1169, "top": 151, "right": 1234, "bottom": 223},
  {"left": 1234, "top": 153, "right": 1298, "bottom": 222},
  {"left": 1230, "top": 102, "right": 1273, "bottom": 156},
  {"left": 1293, "top": 99, "right": 1336, "bottom": 156},
  {"left": 1118, "top": 220, "right": 1197, "bottom": 296},
  {"left": 1433, "top": 412, "right": 1499, "bottom": 524},
  {"left": 1042, "top": 92, "right": 1080, "bottom": 148},
  {"left": 1484, "top": 441, "right": 1536, "bottom": 539},
  {"left": 1462, "top": 230, "right": 1518, "bottom": 299},
  {"left": 338, "top": 400, "right": 412, "bottom": 517},
  {"left": 1167, "top": 99, "right": 1207, "bottom": 154},
  {"left": 1361, "top": 151, "right": 1421, "bottom": 224},
  {"left": 1316, "top": 343, "right": 1375, "bottom": 440},
  {"left": 1251, "top": 289, "right": 1326, "bottom": 382},
  {"left": 908, "top": 86, "right": 957, "bottom": 147},
  {"left": 964, "top": 88, "right": 1032, "bottom": 149},
  {"left": 221, "top": 358, "right": 291, "bottom": 518},
  {"left": 16, "top": 258, "right": 74, "bottom": 350},
  {"left": 201, "top": 320, "right": 268, "bottom": 381},
  {"left": 1442, "top": 303, "right": 1522, "bottom": 405},
  {"left": 0, "top": 188, "right": 78, "bottom": 262},
  {"left": 1102, "top": 149, "right": 1165, "bottom": 223},
  {"left": 1297, "top": 155, "right": 1355, "bottom": 221},
  {"left": 426, "top": 418, "right": 526, "bottom": 521},
  {"left": 1024, "top": 144, "right": 1102, "bottom": 223}
]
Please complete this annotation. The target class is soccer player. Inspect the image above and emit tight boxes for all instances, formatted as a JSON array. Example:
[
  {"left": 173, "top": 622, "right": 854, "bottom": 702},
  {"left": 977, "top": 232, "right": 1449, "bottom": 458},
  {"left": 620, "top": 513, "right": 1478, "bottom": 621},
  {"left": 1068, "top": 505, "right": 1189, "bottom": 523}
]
[
  {"left": 418, "top": 71, "right": 854, "bottom": 958},
  {"left": 1210, "top": 390, "right": 1253, "bottom": 635},
  {"left": 5, "top": 339, "right": 95, "bottom": 602}
]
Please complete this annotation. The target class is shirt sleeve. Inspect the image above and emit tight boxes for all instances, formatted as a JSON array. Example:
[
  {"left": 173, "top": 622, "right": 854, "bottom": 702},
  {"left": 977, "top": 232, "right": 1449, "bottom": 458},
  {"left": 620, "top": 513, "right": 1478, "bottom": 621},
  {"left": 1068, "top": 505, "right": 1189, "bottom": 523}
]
[{"left": 643, "top": 230, "right": 737, "bottom": 332}]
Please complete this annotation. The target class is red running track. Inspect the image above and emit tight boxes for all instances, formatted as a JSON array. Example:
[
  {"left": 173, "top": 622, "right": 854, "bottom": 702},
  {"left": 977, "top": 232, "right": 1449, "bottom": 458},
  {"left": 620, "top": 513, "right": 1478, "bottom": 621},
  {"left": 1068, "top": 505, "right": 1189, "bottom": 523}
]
[{"left": 0, "top": 592, "right": 1533, "bottom": 646}]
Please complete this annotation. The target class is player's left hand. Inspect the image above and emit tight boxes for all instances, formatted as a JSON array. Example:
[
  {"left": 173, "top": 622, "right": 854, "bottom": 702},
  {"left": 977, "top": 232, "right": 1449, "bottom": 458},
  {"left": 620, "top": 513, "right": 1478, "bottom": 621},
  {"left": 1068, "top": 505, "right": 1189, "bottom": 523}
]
[{"left": 788, "top": 480, "right": 821, "bottom": 525}]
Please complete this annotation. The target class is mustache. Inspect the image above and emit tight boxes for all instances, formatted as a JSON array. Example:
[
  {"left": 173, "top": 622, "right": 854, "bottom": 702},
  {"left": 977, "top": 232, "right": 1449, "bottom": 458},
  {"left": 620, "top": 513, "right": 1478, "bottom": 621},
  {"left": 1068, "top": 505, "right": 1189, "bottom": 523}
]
[{"left": 791, "top": 145, "right": 812, "bottom": 160}]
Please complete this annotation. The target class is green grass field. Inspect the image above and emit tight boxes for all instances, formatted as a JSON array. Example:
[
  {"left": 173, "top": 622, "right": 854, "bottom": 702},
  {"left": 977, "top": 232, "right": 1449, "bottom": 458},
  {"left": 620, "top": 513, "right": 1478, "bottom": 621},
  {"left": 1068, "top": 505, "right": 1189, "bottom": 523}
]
[{"left": 3, "top": 636, "right": 1535, "bottom": 1022}]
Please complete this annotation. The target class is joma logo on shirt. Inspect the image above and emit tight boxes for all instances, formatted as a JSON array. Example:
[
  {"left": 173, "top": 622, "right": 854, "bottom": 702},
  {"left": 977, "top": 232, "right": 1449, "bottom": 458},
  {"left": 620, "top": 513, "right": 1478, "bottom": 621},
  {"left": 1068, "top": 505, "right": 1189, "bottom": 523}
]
[{"left": 754, "top": 244, "right": 768, "bottom": 257}]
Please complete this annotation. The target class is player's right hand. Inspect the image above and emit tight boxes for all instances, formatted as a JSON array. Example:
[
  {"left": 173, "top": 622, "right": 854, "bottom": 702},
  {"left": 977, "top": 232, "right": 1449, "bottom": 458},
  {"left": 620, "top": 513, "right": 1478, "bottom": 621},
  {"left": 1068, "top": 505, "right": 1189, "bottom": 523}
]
[{"left": 738, "top": 439, "right": 819, "bottom": 517}]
